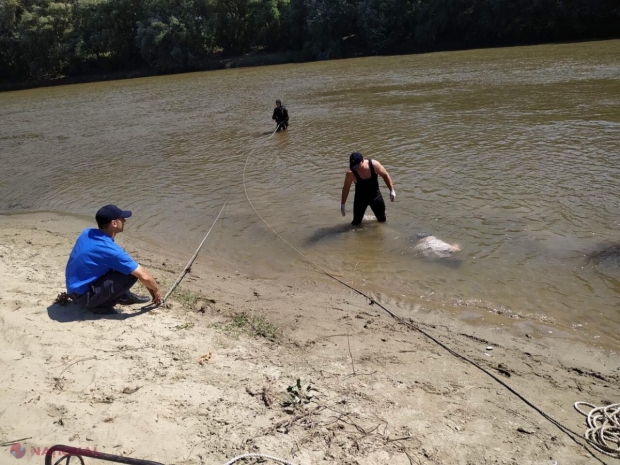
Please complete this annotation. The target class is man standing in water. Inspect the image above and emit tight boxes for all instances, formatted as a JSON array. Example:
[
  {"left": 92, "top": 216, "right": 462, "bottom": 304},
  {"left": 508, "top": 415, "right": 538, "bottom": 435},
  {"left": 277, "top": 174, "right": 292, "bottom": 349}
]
[
  {"left": 65, "top": 204, "right": 162, "bottom": 314},
  {"left": 272, "top": 99, "right": 289, "bottom": 131},
  {"left": 341, "top": 152, "right": 396, "bottom": 226}
]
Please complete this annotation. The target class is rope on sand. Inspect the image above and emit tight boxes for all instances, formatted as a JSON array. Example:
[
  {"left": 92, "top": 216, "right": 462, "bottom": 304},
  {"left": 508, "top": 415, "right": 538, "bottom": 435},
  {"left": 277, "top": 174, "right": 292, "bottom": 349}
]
[
  {"left": 242, "top": 122, "right": 611, "bottom": 465},
  {"left": 223, "top": 453, "right": 298, "bottom": 465},
  {"left": 574, "top": 402, "right": 620, "bottom": 458},
  {"left": 162, "top": 199, "right": 228, "bottom": 303}
]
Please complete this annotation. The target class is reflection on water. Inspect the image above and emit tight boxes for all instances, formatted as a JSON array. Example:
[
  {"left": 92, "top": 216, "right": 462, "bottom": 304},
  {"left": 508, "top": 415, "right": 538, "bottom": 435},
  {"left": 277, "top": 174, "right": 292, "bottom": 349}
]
[{"left": 1, "top": 40, "right": 619, "bottom": 345}]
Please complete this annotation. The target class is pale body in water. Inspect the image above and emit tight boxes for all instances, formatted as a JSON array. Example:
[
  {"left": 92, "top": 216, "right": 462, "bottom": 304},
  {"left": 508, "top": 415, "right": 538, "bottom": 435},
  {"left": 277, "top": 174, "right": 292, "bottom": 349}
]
[{"left": 414, "top": 234, "right": 462, "bottom": 258}]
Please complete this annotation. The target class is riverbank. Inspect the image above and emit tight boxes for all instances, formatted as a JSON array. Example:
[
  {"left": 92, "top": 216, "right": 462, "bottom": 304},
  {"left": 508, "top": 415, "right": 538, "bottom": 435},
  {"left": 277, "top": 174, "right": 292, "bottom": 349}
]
[
  {"left": 0, "top": 51, "right": 304, "bottom": 93},
  {"left": 1, "top": 211, "right": 618, "bottom": 464},
  {"left": 3, "top": 38, "right": 616, "bottom": 94}
]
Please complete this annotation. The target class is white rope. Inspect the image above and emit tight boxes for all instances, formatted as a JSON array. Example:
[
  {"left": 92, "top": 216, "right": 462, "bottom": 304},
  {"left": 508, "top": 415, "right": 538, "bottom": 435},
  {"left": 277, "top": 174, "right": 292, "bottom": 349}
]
[
  {"left": 243, "top": 143, "right": 326, "bottom": 273},
  {"left": 223, "top": 452, "right": 298, "bottom": 465},
  {"left": 269, "top": 122, "right": 282, "bottom": 138},
  {"left": 574, "top": 402, "right": 620, "bottom": 458}
]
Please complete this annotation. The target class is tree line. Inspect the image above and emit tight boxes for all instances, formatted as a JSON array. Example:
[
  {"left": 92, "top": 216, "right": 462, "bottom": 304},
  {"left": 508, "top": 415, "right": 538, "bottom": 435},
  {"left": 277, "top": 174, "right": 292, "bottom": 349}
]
[{"left": 1, "top": 0, "right": 618, "bottom": 82}]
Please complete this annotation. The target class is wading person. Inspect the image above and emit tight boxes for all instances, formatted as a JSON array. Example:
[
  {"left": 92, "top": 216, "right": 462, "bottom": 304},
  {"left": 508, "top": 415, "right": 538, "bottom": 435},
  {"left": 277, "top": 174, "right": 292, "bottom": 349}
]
[
  {"left": 341, "top": 152, "right": 396, "bottom": 226},
  {"left": 272, "top": 99, "right": 289, "bottom": 131},
  {"left": 65, "top": 204, "right": 162, "bottom": 314}
]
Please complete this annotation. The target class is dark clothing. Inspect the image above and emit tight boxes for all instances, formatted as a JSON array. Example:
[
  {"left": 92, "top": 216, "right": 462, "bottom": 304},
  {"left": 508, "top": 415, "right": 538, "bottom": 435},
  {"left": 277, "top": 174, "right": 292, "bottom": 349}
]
[
  {"left": 71, "top": 270, "right": 137, "bottom": 311},
  {"left": 351, "top": 159, "right": 386, "bottom": 226},
  {"left": 272, "top": 105, "right": 289, "bottom": 130}
]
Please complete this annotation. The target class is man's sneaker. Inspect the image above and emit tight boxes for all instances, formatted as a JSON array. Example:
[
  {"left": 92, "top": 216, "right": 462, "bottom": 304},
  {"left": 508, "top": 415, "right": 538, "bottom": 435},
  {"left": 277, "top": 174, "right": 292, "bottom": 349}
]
[{"left": 118, "top": 292, "right": 151, "bottom": 306}]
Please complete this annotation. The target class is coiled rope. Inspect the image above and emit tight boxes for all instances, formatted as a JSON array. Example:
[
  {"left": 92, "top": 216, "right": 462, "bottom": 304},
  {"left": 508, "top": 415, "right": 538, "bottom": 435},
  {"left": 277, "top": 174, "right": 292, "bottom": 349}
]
[
  {"left": 242, "top": 124, "right": 612, "bottom": 465},
  {"left": 223, "top": 452, "right": 298, "bottom": 465},
  {"left": 574, "top": 402, "right": 620, "bottom": 458},
  {"left": 162, "top": 199, "right": 228, "bottom": 303}
]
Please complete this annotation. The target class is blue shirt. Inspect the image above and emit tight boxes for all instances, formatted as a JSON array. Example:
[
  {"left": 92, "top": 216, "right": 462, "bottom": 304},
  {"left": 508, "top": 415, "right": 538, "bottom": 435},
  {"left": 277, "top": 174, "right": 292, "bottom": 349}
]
[{"left": 65, "top": 228, "right": 139, "bottom": 295}]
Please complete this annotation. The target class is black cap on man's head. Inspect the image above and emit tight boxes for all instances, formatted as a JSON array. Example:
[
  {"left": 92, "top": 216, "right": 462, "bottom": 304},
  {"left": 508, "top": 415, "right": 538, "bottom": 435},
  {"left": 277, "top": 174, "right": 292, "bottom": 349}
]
[
  {"left": 96, "top": 204, "right": 132, "bottom": 226},
  {"left": 350, "top": 152, "right": 364, "bottom": 170}
]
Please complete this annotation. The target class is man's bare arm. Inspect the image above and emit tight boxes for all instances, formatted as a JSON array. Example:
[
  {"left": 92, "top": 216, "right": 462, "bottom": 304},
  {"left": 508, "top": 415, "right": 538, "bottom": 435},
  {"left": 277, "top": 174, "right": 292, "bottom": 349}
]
[
  {"left": 373, "top": 161, "right": 396, "bottom": 200},
  {"left": 341, "top": 171, "right": 355, "bottom": 204},
  {"left": 131, "top": 265, "right": 162, "bottom": 304},
  {"left": 341, "top": 171, "right": 355, "bottom": 216}
]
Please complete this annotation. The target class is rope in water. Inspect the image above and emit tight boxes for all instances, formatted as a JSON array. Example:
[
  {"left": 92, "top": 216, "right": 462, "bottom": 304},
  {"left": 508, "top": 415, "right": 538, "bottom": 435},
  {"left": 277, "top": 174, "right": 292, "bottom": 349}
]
[
  {"left": 574, "top": 402, "right": 620, "bottom": 458},
  {"left": 163, "top": 118, "right": 283, "bottom": 304},
  {"left": 269, "top": 122, "right": 283, "bottom": 138},
  {"left": 223, "top": 453, "right": 298, "bottom": 465},
  {"left": 162, "top": 200, "right": 228, "bottom": 303},
  {"left": 242, "top": 125, "right": 611, "bottom": 465}
]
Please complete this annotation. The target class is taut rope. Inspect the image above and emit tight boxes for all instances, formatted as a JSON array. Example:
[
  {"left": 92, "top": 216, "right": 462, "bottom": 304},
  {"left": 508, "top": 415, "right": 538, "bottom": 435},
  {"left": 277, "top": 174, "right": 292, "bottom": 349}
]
[{"left": 162, "top": 200, "right": 228, "bottom": 303}]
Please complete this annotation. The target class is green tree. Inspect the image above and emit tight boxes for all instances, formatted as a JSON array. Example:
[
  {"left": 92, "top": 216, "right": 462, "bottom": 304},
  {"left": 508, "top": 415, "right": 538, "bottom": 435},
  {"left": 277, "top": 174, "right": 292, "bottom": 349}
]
[
  {"left": 252, "top": 0, "right": 282, "bottom": 49},
  {"left": 279, "top": 0, "right": 306, "bottom": 50},
  {"left": 71, "top": 0, "right": 143, "bottom": 70},
  {"left": 0, "top": 0, "right": 21, "bottom": 79},
  {"left": 15, "top": 0, "right": 74, "bottom": 79},
  {"left": 214, "top": 0, "right": 282, "bottom": 54},
  {"left": 136, "top": 0, "right": 216, "bottom": 71},
  {"left": 214, "top": 0, "right": 253, "bottom": 53},
  {"left": 304, "top": 0, "right": 358, "bottom": 59},
  {"left": 357, "top": 0, "right": 420, "bottom": 53}
]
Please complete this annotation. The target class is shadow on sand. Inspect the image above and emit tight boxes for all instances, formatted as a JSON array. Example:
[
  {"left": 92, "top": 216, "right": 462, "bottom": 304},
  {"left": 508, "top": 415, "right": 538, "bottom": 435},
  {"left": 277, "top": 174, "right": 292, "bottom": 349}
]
[{"left": 47, "top": 301, "right": 158, "bottom": 323}]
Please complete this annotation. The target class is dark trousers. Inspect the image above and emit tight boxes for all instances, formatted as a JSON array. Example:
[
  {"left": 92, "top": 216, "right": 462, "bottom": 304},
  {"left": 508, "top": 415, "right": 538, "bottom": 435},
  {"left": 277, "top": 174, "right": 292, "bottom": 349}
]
[
  {"left": 276, "top": 120, "right": 288, "bottom": 131},
  {"left": 72, "top": 270, "right": 137, "bottom": 310},
  {"left": 352, "top": 191, "right": 386, "bottom": 226}
]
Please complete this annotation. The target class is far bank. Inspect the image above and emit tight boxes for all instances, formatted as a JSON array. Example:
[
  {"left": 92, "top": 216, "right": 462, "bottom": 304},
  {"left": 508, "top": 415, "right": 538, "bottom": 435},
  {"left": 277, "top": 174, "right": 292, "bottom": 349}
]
[{"left": 1, "top": 36, "right": 618, "bottom": 93}]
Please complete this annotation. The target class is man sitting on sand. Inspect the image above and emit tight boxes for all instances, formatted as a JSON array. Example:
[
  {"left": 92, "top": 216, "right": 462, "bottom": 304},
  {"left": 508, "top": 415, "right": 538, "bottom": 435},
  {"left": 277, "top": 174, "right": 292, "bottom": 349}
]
[{"left": 65, "top": 205, "right": 162, "bottom": 314}]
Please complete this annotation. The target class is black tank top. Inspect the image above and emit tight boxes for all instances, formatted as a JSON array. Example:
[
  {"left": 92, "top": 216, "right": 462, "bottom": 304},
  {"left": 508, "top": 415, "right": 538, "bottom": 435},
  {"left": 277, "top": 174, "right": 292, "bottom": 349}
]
[{"left": 352, "top": 159, "right": 380, "bottom": 197}]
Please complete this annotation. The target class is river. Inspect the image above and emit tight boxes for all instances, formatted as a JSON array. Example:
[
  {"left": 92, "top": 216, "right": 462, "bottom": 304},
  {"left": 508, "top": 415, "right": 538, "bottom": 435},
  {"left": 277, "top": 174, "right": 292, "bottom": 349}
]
[{"left": 1, "top": 40, "right": 619, "bottom": 347}]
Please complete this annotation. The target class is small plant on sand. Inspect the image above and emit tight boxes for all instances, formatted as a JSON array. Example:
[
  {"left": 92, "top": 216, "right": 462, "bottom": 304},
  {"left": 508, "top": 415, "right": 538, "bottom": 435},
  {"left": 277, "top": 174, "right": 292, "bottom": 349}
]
[
  {"left": 174, "top": 321, "right": 194, "bottom": 330},
  {"left": 225, "top": 311, "right": 279, "bottom": 340},
  {"left": 173, "top": 287, "right": 201, "bottom": 310},
  {"left": 282, "top": 378, "right": 316, "bottom": 409}
]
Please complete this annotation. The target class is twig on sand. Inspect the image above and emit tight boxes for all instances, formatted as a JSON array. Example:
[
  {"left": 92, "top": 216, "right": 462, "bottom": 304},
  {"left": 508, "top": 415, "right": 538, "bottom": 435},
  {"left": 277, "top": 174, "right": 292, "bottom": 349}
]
[
  {"left": 59, "top": 356, "right": 97, "bottom": 377},
  {"left": 0, "top": 437, "right": 32, "bottom": 447},
  {"left": 53, "top": 356, "right": 97, "bottom": 391},
  {"left": 405, "top": 450, "right": 422, "bottom": 465},
  {"left": 347, "top": 333, "right": 356, "bottom": 375},
  {"left": 263, "top": 405, "right": 326, "bottom": 436},
  {"left": 387, "top": 435, "right": 414, "bottom": 443},
  {"left": 185, "top": 438, "right": 207, "bottom": 461},
  {"left": 101, "top": 346, "right": 146, "bottom": 353}
]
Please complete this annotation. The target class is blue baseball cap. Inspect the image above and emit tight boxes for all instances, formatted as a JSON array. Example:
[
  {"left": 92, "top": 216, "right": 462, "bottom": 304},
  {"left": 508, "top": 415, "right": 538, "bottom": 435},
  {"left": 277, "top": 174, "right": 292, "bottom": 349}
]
[
  {"left": 350, "top": 152, "right": 363, "bottom": 170},
  {"left": 95, "top": 204, "right": 132, "bottom": 225}
]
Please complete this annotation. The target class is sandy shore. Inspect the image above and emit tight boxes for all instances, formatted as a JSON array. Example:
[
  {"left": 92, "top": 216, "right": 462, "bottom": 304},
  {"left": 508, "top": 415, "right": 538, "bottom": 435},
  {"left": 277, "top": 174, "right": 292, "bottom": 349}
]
[{"left": 1, "top": 212, "right": 618, "bottom": 465}]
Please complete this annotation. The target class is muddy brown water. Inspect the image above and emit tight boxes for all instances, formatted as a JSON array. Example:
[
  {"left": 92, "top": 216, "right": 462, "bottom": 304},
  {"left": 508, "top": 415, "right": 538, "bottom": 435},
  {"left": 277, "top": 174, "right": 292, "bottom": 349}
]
[{"left": 1, "top": 40, "right": 619, "bottom": 348}]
